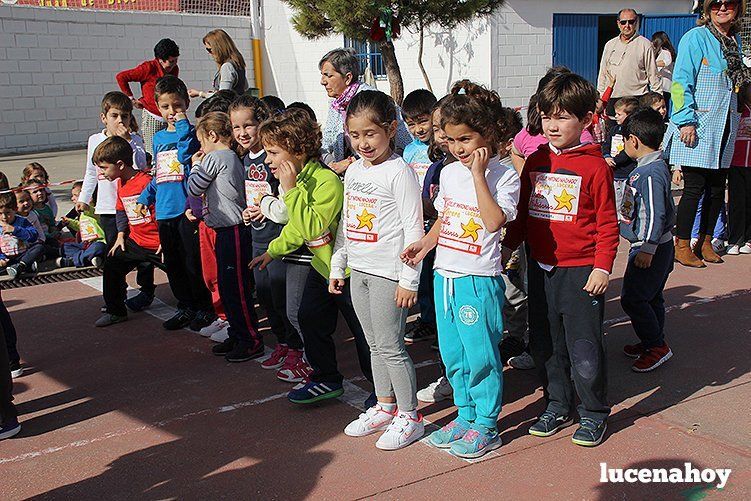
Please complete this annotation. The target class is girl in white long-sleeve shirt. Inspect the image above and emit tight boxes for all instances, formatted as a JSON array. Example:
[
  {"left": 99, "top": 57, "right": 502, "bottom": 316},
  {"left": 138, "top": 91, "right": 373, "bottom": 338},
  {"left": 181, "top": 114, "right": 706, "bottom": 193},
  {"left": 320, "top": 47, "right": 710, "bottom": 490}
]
[{"left": 329, "top": 90, "right": 425, "bottom": 451}]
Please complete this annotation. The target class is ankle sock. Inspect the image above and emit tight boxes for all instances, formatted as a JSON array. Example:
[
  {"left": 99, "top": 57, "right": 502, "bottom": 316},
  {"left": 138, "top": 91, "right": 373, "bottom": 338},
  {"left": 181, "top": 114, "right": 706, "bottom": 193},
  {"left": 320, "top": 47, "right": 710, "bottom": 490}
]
[{"left": 378, "top": 402, "right": 397, "bottom": 412}]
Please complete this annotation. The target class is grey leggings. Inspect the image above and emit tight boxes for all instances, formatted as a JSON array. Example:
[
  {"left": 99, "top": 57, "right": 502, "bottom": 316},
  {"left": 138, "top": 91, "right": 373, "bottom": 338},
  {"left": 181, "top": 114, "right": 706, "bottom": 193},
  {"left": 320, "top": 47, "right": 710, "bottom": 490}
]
[{"left": 350, "top": 270, "right": 418, "bottom": 411}]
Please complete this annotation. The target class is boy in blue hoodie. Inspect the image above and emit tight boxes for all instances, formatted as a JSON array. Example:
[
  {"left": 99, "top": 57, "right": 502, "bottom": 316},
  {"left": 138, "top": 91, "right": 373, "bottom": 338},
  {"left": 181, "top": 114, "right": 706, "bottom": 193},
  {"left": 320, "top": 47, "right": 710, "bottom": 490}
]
[
  {"left": 620, "top": 108, "right": 675, "bottom": 373},
  {"left": 136, "top": 75, "right": 212, "bottom": 330},
  {"left": 0, "top": 193, "right": 41, "bottom": 280}
]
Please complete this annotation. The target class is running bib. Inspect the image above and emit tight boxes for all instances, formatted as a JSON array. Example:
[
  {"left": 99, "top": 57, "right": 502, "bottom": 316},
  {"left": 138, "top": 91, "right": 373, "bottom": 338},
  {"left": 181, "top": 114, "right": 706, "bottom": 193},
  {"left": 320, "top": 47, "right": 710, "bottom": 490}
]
[
  {"left": 155, "top": 150, "right": 184, "bottom": 184},
  {"left": 0, "top": 234, "right": 23, "bottom": 257},
  {"left": 610, "top": 134, "right": 625, "bottom": 158},
  {"left": 245, "top": 180, "right": 272, "bottom": 208},
  {"left": 122, "top": 195, "right": 151, "bottom": 226},
  {"left": 437, "top": 198, "right": 484, "bottom": 255},
  {"left": 528, "top": 172, "right": 582, "bottom": 223},
  {"left": 79, "top": 216, "right": 100, "bottom": 242},
  {"left": 345, "top": 193, "right": 379, "bottom": 243},
  {"left": 410, "top": 162, "right": 431, "bottom": 189}
]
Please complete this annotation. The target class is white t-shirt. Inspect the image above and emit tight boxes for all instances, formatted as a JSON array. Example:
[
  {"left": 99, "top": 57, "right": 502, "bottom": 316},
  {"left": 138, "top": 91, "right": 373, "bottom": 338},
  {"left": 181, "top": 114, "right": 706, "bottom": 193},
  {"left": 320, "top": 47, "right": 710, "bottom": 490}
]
[
  {"left": 657, "top": 49, "right": 673, "bottom": 93},
  {"left": 330, "top": 154, "right": 424, "bottom": 290},
  {"left": 433, "top": 156, "right": 520, "bottom": 277}
]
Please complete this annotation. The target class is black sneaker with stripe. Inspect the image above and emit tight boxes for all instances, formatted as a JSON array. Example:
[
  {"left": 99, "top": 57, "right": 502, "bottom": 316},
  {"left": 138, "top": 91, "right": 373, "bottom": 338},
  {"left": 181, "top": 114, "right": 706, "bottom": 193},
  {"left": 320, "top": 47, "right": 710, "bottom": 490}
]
[{"left": 288, "top": 381, "right": 344, "bottom": 404}]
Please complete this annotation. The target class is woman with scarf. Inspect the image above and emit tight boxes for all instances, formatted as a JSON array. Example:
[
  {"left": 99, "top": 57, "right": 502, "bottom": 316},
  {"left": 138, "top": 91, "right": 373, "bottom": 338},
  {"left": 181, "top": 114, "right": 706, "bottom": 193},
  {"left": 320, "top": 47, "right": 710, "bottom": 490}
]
[
  {"left": 319, "top": 48, "right": 412, "bottom": 173},
  {"left": 668, "top": 0, "right": 751, "bottom": 267}
]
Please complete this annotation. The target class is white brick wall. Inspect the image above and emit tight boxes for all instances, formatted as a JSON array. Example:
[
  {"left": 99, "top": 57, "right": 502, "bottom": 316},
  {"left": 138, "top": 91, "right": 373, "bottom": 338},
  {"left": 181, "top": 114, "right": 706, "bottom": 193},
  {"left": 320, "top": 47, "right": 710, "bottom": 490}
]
[{"left": 0, "top": 5, "right": 253, "bottom": 155}]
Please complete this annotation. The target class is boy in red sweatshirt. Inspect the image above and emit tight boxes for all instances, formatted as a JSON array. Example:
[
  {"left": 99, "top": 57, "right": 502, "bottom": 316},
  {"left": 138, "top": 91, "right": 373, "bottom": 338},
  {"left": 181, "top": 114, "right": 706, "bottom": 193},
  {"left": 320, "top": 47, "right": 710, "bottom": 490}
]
[{"left": 503, "top": 73, "right": 619, "bottom": 447}]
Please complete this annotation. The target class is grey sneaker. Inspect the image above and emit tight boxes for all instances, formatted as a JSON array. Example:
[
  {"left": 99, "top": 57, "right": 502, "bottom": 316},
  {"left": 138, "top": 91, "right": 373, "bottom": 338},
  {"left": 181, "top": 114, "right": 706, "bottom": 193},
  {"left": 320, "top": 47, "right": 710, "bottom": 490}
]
[
  {"left": 416, "top": 376, "right": 453, "bottom": 403},
  {"left": 509, "top": 351, "right": 536, "bottom": 370},
  {"left": 6, "top": 264, "right": 22, "bottom": 280},
  {"left": 91, "top": 256, "right": 104, "bottom": 268},
  {"left": 94, "top": 313, "right": 127, "bottom": 328},
  {"left": 529, "top": 410, "right": 571, "bottom": 437},
  {"left": 572, "top": 418, "right": 607, "bottom": 447}
]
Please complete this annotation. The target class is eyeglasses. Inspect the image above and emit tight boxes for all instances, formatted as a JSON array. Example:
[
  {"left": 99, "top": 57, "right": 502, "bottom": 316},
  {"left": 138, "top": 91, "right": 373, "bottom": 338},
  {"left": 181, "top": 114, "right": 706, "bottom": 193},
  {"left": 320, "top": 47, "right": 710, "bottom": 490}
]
[
  {"left": 711, "top": 0, "right": 738, "bottom": 10},
  {"left": 205, "top": 47, "right": 213, "bottom": 54},
  {"left": 619, "top": 19, "right": 637, "bottom": 26}
]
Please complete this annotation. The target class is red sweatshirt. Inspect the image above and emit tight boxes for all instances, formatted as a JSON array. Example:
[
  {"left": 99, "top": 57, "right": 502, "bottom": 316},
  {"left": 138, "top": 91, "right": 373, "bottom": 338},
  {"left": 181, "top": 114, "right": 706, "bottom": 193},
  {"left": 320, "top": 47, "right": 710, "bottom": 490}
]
[
  {"left": 116, "top": 59, "right": 179, "bottom": 117},
  {"left": 504, "top": 143, "right": 620, "bottom": 272}
]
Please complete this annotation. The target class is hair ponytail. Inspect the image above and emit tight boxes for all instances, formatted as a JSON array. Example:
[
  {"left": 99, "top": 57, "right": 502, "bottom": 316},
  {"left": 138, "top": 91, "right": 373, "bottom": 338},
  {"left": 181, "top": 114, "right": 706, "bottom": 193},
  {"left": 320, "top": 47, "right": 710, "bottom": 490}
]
[{"left": 441, "top": 79, "right": 505, "bottom": 151}]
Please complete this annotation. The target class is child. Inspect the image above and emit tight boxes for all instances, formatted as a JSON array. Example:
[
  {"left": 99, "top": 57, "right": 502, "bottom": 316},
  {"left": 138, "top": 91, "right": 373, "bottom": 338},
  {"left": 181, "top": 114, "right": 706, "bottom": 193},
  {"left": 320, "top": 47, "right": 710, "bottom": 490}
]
[
  {"left": 0, "top": 193, "right": 42, "bottom": 280},
  {"left": 603, "top": 96, "right": 639, "bottom": 179},
  {"left": 639, "top": 92, "right": 668, "bottom": 121},
  {"left": 78, "top": 91, "right": 154, "bottom": 311},
  {"left": 21, "top": 163, "right": 58, "bottom": 217},
  {"left": 24, "top": 179, "right": 59, "bottom": 259},
  {"left": 401, "top": 80, "right": 521, "bottom": 458},
  {"left": 329, "top": 91, "right": 425, "bottom": 450},
  {"left": 187, "top": 112, "right": 264, "bottom": 362},
  {"left": 94, "top": 137, "right": 164, "bottom": 327},
  {"left": 231, "top": 95, "right": 300, "bottom": 369},
  {"left": 727, "top": 82, "right": 751, "bottom": 255},
  {"left": 249, "top": 108, "right": 374, "bottom": 404},
  {"left": 116, "top": 38, "right": 181, "bottom": 153},
  {"left": 503, "top": 72, "right": 619, "bottom": 447},
  {"left": 619, "top": 108, "right": 675, "bottom": 372},
  {"left": 261, "top": 95, "right": 286, "bottom": 114},
  {"left": 136, "top": 75, "right": 213, "bottom": 330},
  {"left": 14, "top": 190, "right": 45, "bottom": 248},
  {"left": 401, "top": 89, "right": 439, "bottom": 345},
  {"left": 57, "top": 182, "right": 106, "bottom": 268}
]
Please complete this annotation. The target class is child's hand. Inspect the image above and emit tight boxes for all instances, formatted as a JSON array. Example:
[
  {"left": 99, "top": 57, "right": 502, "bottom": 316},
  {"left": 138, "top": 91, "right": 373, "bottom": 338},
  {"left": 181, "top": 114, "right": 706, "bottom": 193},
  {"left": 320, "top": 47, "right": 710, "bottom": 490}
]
[
  {"left": 114, "top": 122, "right": 130, "bottom": 139},
  {"left": 191, "top": 150, "right": 205, "bottom": 166},
  {"left": 395, "top": 286, "right": 417, "bottom": 309},
  {"left": 583, "top": 269, "right": 609, "bottom": 296},
  {"left": 188, "top": 89, "right": 201, "bottom": 98},
  {"left": 185, "top": 208, "right": 198, "bottom": 222},
  {"left": 134, "top": 203, "right": 148, "bottom": 218},
  {"left": 1, "top": 222, "right": 14, "bottom": 234},
  {"left": 242, "top": 207, "right": 253, "bottom": 225},
  {"left": 247, "top": 205, "right": 265, "bottom": 222},
  {"left": 175, "top": 112, "right": 187, "bottom": 122},
  {"left": 634, "top": 251, "right": 653, "bottom": 269},
  {"left": 672, "top": 169, "right": 683, "bottom": 185},
  {"left": 131, "top": 97, "right": 144, "bottom": 109},
  {"left": 0, "top": 259, "right": 7, "bottom": 268},
  {"left": 277, "top": 161, "right": 298, "bottom": 192},
  {"left": 329, "top": 278, "right": 346, "bottom": 295},
  {"left": 76, "top": 201, "right": 90, "bottom": 213},
  {"left": 469, "top": 147, "right": 490, "bottom": 176},
  {"left": 249, "top": 252, "right": 273, "bottom": 271},
  {"left": 331, "top": 157, "right": 354, "bottom": 175},
  {"left": 401, "top": 238, "right": 431, "bottom": 266},
  {"left": 108, "top": 235, "right": 126, "bottom": 256},
  {"left": 605, "top": 157, "right": 616, "bottom": 168}
]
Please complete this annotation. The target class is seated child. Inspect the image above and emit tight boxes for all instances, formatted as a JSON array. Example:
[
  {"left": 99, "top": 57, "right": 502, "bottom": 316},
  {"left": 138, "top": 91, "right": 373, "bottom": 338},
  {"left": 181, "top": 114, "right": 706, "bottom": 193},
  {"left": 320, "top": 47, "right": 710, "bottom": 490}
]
[
  {"left": 58, "top": 182, "right": 106, "bottom": 268},
  {"left": 13, "top": 189, "right": 45, "bottom": 246},
  {"left": 21, "top": 163, "right": 58, "bottom": 217},
  {"left": 619, "top": 108, "right": 675, "bottom": 372},
  {"left": 0, "top": 193, "right": 42, "bottom": 279},
  {"left": 24, "top": 178, "right": 60, "bottom": 258},
  {"left": 94, "top": 137, "right": 164, "bottom": 327}
]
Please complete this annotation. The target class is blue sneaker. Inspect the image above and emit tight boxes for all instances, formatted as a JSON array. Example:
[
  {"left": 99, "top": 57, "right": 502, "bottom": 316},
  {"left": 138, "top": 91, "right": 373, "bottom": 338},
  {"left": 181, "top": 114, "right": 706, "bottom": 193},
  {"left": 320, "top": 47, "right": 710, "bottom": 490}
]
[
  {"left": 288, "top": 381, "right": 344, "bottom": 404},
  {"left": 450, "top": 424, "right": 502, "bottom": 459},
  {"left": 571, "top": 418, "right": 607, "bottom": 447},
  {"left": 428, "top": 417, "right": 472, "bottom": 449},
  {"left": 0, "top": 418, "right": 21, "bottom": 440}
]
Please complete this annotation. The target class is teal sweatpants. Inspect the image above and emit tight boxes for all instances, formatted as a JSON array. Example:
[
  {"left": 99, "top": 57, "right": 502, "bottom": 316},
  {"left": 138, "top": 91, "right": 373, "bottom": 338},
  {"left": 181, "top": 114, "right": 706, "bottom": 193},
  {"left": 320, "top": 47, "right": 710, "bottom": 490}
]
[{"left": 434, "top": 273, "right": 505, "bottom": 429}]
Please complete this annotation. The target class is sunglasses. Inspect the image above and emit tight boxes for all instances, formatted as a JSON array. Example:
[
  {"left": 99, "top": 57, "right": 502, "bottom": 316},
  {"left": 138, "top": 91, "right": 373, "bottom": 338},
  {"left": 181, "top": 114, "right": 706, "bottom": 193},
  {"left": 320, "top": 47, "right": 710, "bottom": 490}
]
[
  {"left": 711, "top": 0, "right": 738, "bottom": 9},
  {"left": 619, "top": 19, "right": 637, "bottom": 26},
  {"left": 205, "top": 47, "right": 213, "bottom": 54}
]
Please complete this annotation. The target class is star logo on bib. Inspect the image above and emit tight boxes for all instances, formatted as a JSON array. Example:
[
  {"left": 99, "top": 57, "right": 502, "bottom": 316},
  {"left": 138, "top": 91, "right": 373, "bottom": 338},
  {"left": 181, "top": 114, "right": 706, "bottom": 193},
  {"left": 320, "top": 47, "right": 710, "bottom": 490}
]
[
  {"left": 554, "top": 189, "right": 576, "bottom": 212},
  {"left": 168, "top": 159, "right": 182, "bottom": 174},
  {"left": 356, "top": 209, "right": 376, "bottom": 231},
  {"left": 460, "top": 218, "right": 483, "bottom": 242}
]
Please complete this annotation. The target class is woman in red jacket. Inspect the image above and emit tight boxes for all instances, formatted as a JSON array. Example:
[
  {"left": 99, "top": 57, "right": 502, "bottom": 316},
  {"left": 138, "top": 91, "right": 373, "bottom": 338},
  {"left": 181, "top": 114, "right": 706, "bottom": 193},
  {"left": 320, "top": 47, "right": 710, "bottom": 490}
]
[{"left": 116, "top": 39, "right": 180, "bottom": 154}]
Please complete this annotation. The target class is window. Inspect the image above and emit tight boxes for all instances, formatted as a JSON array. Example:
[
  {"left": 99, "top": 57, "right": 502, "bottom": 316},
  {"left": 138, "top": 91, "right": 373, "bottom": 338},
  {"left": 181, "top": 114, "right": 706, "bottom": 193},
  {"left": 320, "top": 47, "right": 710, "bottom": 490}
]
[{"left": 343, "top": 37, "right": 387, "bottom": 80}]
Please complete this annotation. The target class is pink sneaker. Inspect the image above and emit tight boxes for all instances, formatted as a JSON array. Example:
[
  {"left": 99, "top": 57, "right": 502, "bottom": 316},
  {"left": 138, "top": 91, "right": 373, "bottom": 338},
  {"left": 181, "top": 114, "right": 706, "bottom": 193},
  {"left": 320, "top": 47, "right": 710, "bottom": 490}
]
[
  {"left": 277, "top": 349, "right": 313, "bottom": 383},
  {"left": 260, "top": 344, "right": 288, "bottom": 370}
]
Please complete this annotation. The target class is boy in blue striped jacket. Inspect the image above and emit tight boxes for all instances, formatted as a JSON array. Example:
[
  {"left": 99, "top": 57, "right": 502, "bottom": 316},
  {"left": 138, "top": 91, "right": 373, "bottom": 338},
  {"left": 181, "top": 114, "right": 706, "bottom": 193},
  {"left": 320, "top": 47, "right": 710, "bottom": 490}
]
[{"left": 619, "top": 108, "right": 675, "bottom": 374}]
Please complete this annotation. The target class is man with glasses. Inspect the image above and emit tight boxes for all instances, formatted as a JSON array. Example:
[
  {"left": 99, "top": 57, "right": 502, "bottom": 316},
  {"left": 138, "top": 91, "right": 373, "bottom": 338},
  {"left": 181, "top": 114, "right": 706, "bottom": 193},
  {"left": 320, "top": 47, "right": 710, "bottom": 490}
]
[{"left": 597, "top": 8, "right": 662, "bottom": 122}]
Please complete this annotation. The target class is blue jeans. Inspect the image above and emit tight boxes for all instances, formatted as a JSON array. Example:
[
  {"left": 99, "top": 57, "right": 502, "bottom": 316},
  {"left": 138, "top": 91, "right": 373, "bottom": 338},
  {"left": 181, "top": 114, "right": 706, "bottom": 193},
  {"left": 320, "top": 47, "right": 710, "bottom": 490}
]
[
  {"left": 62, "top": 241, "right": 106, "bottom": 267},
  {"left": 691, "top": 188, "right": 727, "bottom": 240},
  {"left": 417, "top": 249, "right": 436, "bottom": 325}
]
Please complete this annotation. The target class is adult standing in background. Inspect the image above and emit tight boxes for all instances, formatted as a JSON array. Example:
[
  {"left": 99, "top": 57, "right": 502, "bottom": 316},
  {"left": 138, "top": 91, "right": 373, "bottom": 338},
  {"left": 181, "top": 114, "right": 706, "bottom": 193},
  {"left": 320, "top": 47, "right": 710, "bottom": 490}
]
[
  {"left": 652, "top": 31, "right": 676, "bottom": 110},
  {"left": 189, "top": 30, "right": 249, "bottom": 100},
  {"left": 597, "top": 8, "right": 662, "bottom": 121},
  {"left": 667, "top": 0, "right": 750, "bottom": 267},
  {"left": 116, "top": 38, "right": 180, "bottom": 154}
]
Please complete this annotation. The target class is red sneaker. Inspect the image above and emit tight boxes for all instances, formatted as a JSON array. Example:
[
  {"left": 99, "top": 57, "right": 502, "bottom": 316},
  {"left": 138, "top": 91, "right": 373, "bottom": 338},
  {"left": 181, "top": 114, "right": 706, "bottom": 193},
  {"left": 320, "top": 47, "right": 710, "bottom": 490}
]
[
  {"left": 260, "top": 344, "right": 288, "bottom": 370},
  {"left": 623, "top": 343, "right": 645, "bottom": 359},
  {"left": 277, "top": 350, "right": 313, "bottom": 383},
  {"left": 632, "top": 344, "right": 673, "bottom": 372}
]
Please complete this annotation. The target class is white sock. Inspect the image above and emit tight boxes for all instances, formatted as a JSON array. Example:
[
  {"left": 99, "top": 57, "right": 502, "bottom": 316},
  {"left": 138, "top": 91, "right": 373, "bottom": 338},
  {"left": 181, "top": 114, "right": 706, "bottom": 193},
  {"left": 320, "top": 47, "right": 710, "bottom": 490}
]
[
  {"left": 378, "top": 402, "right": 396, "bottom": 412},
  {"left": 403, "top": 409, "right": 419, "bottom": 419}
]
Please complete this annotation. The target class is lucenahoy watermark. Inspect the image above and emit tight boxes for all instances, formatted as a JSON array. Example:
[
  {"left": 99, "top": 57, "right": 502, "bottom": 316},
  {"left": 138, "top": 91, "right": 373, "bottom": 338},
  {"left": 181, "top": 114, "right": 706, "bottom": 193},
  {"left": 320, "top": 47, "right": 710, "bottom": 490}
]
[{"left": 600, "top": 463, "right": 731, "bottom": 489}]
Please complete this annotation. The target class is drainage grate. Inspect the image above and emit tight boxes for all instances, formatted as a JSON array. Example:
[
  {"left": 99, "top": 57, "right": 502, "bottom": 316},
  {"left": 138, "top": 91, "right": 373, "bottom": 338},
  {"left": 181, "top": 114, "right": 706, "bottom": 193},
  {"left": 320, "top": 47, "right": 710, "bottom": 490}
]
[{"left": 0, "top": 267, "right": 103, "bottom": 290}]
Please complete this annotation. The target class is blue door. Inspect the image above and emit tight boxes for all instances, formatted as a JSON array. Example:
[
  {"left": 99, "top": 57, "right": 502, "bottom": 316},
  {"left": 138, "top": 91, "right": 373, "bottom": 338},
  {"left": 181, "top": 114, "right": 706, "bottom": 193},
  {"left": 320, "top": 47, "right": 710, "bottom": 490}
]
[
  {"left": 553, "top": 14, "right": 599, "bottom": 84},
  {"left": 641, "top": 14, "right": 699, "bottom": 48}
]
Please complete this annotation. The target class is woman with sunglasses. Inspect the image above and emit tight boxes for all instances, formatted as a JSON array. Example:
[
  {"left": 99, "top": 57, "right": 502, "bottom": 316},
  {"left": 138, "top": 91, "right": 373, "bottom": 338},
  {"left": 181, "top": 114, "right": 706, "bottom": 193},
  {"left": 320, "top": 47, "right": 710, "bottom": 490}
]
[
  {"left": 188, "top": 29, "right": 249, "bottom": 100},
  {"left": 667, "top": 0, "right": 751, "bottom": 267},
  {"left": 596, "top": 8, "right": 662, "bottom": 124}
]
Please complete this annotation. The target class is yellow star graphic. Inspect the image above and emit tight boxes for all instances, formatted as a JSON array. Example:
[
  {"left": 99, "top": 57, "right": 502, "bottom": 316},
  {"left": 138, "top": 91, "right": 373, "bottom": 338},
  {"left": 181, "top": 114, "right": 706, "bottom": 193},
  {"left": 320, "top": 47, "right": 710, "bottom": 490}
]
[
  {"left": 168, "top": 159, "right": 182, "bottom": 175},
  {"left": 554, "top": 189, "right": 576, "bottom": 212},
  {"left": 356, "top": 208, "right": 376, "bottom": 231},
  {"left": 460, "top": 218, "right": 483, "bottom": 242}
]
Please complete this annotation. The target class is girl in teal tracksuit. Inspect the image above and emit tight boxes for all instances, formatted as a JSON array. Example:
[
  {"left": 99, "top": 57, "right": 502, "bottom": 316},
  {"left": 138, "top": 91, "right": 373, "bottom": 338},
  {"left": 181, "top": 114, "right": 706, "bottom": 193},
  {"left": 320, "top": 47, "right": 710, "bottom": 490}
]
[{"left": 401, "top": 80, "right": 520, "bottom": 458}]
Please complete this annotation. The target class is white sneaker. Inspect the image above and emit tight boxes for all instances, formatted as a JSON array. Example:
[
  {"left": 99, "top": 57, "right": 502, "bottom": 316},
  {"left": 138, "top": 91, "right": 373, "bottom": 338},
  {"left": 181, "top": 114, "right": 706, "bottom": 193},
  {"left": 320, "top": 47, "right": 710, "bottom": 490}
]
[
  {"left": 740, "top": 243, "right": 751, "bottom": 254},
  {"left": 344, "top": 405, "right": 397, "bottom": 437},
  {"left": 416, "top": 376, "right": 453, "bottom": 403},
  {"left": 375, "top": 412, "right": 425, "bottom": 450},
  {"left": 509, "top": 352, "right": 536, "bottom": 370},
  {"left": 209, "top": 326, "right": 229, "bottom": 343},
  {"left": 727, "top": 245, "right": 740, "bottom": 255},
  {"left": 200, "top": 318, "right": 228, "bottom": 337}
]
